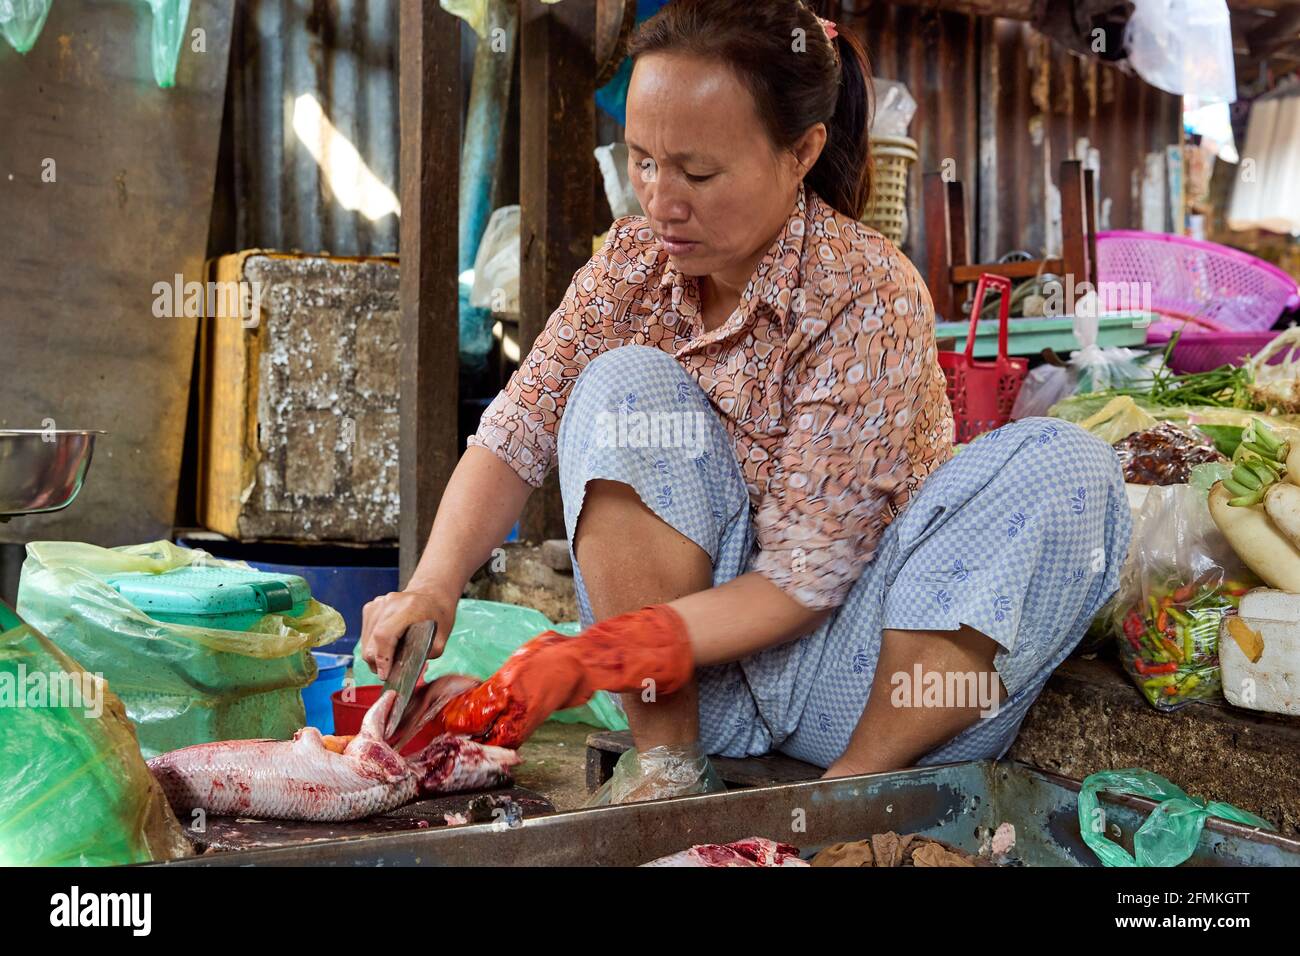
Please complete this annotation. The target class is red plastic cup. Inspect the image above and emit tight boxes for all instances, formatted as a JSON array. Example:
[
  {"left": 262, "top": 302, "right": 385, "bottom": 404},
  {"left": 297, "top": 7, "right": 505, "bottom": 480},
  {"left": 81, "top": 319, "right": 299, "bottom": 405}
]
[{"left": 330, "top": 683, "right": 437, "bottom": 756}]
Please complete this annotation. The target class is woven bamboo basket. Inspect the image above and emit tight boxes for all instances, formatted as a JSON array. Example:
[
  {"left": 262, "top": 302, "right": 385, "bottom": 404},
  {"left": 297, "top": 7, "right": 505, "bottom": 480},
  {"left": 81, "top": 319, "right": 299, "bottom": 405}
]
[{"left": 862, "top": 135, "right": 918, "bottom": 246}]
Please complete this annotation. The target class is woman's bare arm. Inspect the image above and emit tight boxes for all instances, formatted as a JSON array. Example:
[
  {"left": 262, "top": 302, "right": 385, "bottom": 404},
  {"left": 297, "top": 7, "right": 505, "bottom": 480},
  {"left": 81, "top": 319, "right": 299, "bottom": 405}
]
[
  {"left": 360, "top": 446, "right": 532, "bottom": 677},
  {"left": 406, "top": 446, "right": 533, "bottom": 597},
  {"left": 668, "top": 572, "right": 830, "bottom": 666}
]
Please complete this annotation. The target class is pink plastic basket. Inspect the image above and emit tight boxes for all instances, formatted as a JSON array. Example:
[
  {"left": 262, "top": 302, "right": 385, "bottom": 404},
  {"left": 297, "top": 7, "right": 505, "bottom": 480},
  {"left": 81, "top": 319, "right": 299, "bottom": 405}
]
[
  {"left": 1165, "top": 330, "right": 1282, "bottom": 374},
  {"left": 1097, "top": 230, "right": 1299, "bottom": 332}
]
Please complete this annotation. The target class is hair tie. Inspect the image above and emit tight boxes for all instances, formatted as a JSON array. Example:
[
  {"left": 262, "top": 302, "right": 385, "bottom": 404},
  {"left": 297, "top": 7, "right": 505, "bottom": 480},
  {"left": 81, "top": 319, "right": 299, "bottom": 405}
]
[{"left": 816, "top": 16, "right": 838, "bottom": 40}]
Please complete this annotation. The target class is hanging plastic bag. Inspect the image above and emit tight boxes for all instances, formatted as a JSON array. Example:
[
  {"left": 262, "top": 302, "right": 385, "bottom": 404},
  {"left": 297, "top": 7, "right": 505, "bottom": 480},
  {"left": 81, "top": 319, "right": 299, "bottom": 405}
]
[
  {"left": 140, "top": 0, "right": 190, "bottom": 88},
  {"left": 1079, "top": 768, "right": 1272, "bottom": 866},
  {"left": 17, "top": 541, "right": 343, "bottom": 758},
  {"left": 1110, "top": 485, "right": 1256, "bottom": 711},
  {"left": 0, "top": 601, "right": 193, "bottom": 865},
  {"left": 441, "top": 0, "right": 565, "bottom": 39},
  {"left": 594, "top": 143, "right": 644, "bottom": 220},
  {"left": 351, "top": 598, "right": 630, "bottom": 732},
  {"left": 1013, "top": 297, "right": 1151, "bottom": 420},
  {"left": 1070, "top": 290, "right": 1155, "bottom": 393},
  {"left": 0, "top": 0, "right": 52, "bottom": 54},
  {"left": 469, "top": 205, "right": 520, "bottom": 317},
  {"left": 585, "top": 744, "right": 725, "bottom": 806},
  {"left": 1124, "top": 0, "right": 1236, "bottom": 104}
]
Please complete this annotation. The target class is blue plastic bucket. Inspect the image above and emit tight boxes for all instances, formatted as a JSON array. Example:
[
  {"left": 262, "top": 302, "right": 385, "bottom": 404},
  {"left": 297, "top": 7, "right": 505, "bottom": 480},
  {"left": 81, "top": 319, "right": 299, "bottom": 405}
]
[{"left": 305, "top": 652, "right": 352, "bottom": 734}]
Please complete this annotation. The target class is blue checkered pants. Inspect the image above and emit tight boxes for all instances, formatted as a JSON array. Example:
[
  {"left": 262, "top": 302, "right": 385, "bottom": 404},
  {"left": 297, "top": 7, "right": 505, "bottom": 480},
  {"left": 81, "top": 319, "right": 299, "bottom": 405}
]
[{"left": 557, "top": 346, "right": 1131, "bottom": 769}]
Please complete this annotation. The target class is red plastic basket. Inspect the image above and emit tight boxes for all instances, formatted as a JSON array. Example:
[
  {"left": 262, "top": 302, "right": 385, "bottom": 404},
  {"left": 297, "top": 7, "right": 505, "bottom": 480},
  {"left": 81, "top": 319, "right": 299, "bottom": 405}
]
[{"left": 939, "top": 274, "right": 1029, "bottom": 442}]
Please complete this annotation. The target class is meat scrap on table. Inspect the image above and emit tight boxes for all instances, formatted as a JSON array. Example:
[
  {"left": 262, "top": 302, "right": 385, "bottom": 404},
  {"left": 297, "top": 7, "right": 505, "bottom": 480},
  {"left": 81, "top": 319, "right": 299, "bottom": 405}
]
[{"left": 643, "top": 825, "right": 1017, "bottom": 867}]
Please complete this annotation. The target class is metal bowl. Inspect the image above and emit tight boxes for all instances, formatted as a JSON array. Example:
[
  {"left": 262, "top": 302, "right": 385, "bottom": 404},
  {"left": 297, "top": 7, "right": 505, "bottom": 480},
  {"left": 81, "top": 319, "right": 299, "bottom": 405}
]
[{"left": 0, "top": 430, "right": 104, "bottom": 517}]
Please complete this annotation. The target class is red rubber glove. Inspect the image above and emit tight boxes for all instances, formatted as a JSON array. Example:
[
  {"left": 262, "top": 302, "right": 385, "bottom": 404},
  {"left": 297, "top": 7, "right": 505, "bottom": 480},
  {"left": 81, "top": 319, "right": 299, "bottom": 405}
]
[{"left": 431, "top": 604, "right": 694, "bottom": 748}]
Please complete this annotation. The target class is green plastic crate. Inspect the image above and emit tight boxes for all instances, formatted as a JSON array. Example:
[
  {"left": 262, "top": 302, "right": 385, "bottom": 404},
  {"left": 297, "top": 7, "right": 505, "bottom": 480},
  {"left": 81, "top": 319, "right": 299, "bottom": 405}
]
[{"left": 934, "top": 311, "right": 1153, "bottom": 359}]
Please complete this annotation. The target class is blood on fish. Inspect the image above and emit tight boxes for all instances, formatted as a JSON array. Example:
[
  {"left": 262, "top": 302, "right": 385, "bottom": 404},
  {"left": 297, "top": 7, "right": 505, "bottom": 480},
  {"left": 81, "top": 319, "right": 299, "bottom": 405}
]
[{"left": 147, "top": 689, "right": 520, "bottom": 823}]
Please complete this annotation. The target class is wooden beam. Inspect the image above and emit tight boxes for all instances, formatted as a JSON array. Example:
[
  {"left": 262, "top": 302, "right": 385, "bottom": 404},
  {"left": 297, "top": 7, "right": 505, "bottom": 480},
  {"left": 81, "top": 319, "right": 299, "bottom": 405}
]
[
  {"left": 951, "top": 259, "right": 1067, "bottom": 283},
  {"left": 861, "top": 0, "right": 1292, "bottom": 20},
  {"left": 399, "top": 0, "right": 462, "bottom": 585},
  {"left": 518, "top": 0, "right": 596, "bottom": 542},
  {"left": 1248, "top": 6, "right": 1300, "bottom": 59},
  {"left": 852, "top": 0, "right": 1035, "bottom": 20},
  {"left": 923, "top": 172, "right": 957, "bottom": 322},
  {"left": 1059, "top": 160, "right": 1089, "bottom": 292}
]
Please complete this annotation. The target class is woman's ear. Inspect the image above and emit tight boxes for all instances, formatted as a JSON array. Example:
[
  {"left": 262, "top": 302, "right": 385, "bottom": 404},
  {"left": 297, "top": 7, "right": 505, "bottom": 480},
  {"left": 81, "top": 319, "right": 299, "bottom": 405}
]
[{"left": 792, "top": 122, "right": 828, "bottom": 178}]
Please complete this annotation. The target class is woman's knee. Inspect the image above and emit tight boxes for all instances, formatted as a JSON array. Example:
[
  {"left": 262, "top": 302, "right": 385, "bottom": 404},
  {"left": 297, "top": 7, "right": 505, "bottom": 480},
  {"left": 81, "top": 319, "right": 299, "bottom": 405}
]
[
  {"left": 561, "top": 345, "right": 710, "bottom": 460},
  {"left": 568, "top": 346, "right": 688, "bottom": 411}
]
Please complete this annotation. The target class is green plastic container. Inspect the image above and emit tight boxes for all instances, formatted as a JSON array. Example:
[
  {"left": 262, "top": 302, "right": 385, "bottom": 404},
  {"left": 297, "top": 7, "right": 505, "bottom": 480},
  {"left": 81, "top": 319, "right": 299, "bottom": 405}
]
[
  {"left": 934, "top": 312, "right": 1153, "bottom": 358},
  {"left": 18, "top": 542, "right": 342, "bottom": 758},
  {"left": 106, "top": 566, "right": 313, "bottom": 631}
]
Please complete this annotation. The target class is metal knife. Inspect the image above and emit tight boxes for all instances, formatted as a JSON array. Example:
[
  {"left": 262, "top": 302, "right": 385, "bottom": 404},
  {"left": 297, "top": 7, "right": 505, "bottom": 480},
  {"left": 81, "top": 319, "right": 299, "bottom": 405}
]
[{"left": 382, "top": 619, "right": 437, "bottom": 740}]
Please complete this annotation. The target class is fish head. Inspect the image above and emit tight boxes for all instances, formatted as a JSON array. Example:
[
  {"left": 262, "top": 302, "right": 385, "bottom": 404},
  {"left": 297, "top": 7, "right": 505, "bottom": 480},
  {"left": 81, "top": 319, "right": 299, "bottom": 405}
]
[
  {"left": 387, "top": 673, "right": 482, "bottom": 751},
  {"left": 408, "top": 734, "right": 522, "bottom": 795}
]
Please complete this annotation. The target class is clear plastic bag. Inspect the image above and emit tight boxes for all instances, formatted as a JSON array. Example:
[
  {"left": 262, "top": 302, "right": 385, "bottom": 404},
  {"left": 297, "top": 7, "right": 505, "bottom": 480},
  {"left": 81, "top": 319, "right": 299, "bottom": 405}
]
[
  {"left": 1010, "top": 363, "right": 1074, "bottom": 420},
  {"left": 1124, "top": 0, "right": 1236, "bottom": 104},
  {"left": 870, "top": 79, "right": 916, "bottom": 137},
  {"left": 469, "top": 205, "right": 520, "bottom": 317},
  {"left": 595, "top": 143, "right": 644, "bottom": 220},
  {"left": 585, "top": 744, "right": 725, "bottom": 806},
  {"left": 0, "top": 602, "right": 192, "bottom": 865},
  {"left": 1111, "top": 485, "right": 1255, "bottom": 711},
  {"left": 1013, "top": 305, "right": 1151, "bottom": 420},
  {"left": 17, "top": 541, "right": 343, "bottom": 757},
  {"left": 1079, "top": 768, "right": 1272, "bottom": 866}
]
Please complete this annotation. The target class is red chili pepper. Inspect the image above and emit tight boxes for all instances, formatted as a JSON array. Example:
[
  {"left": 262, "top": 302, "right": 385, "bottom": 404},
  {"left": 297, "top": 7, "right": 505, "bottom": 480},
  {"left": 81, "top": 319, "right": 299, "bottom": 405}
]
[
  {"left": 1134, "top": 659, "right": 1178, "bottom": 676},
  {"left": 1163, "top": 684, "right": 1179, "bottom": 696},
  {"left": 1124, "top": 611, "right": 1144, "bottom": 640},
  {"left": 1173, "top": 584, "right": 1196, "bottom": 603},
  {"left": 1157, "top": 609, "right": 1169, "bottom": 632},
  {"left": 1126, "top": 633, "right": 1143, "bottom": 652}
]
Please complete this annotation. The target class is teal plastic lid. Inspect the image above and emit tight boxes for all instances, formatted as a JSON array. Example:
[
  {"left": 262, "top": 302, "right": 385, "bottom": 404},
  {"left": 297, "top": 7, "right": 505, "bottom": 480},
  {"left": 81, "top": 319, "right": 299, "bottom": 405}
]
[{"left": 105, "top": 566, "right": 312, "bottom": 617}]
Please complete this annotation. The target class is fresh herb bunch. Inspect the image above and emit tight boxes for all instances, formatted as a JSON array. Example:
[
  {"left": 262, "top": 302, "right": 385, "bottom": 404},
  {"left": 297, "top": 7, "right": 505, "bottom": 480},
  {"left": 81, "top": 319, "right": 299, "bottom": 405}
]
[{"left": 1106, "top": 331, "right": 1256, "bottom": 409}]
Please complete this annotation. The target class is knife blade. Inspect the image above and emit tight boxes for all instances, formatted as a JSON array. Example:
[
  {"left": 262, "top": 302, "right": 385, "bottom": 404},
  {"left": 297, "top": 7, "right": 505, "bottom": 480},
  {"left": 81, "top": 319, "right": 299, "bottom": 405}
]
[{"left": 382, "top": 620, "right": 437, "bottom": 740}]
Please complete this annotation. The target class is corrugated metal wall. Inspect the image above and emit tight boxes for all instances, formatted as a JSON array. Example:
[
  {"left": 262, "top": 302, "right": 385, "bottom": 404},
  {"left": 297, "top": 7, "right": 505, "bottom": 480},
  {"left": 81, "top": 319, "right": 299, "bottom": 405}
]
[
  {"left": 228, "top": 0, "right": 402, "bottom": 256},
  {"left": 222, "top": 1, "right": 1181, "bottom": 269},
  {"left": 843, "top": 3, "right": 1182, "bottom": 274}
]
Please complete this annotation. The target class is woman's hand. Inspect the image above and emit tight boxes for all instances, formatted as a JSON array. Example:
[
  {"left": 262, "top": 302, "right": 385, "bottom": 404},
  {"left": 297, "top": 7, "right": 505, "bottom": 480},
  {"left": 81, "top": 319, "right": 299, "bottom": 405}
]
[{"left": 360, "top": 587, "right": 457, "bottom": 680}]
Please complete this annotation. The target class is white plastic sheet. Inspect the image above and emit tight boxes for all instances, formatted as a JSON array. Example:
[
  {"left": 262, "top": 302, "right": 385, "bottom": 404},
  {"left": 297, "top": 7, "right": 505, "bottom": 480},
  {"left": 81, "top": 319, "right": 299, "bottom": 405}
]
[{"left": 1124, "top": 0, "right": 1236, "bottom": 104}]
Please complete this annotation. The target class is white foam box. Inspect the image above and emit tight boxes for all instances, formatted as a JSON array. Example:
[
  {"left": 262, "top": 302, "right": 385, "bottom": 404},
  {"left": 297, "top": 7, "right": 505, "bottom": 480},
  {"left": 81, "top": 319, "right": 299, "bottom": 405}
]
[{"left": 1221, "top": 589, "right": 1300, "bottom": 716}]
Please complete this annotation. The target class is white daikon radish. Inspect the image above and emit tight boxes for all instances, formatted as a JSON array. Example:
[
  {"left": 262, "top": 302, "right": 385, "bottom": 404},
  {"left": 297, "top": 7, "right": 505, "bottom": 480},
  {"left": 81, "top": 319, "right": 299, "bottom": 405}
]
[
  {"left": 1265, "top": 482, "right": 1300, "bottom": 551},
  {"left": 1208, "top": 482, "right": 1300, "bottom": 592},
  {"left": 1287, "top": 443, "right": 1300, "bottom": 487}
]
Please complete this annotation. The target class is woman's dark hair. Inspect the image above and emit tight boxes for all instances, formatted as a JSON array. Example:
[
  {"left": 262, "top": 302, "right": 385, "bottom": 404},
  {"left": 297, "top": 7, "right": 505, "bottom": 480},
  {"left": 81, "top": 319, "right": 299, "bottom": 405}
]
[{"left": 627, "top": 0, "right": 874, "bottom": 219}]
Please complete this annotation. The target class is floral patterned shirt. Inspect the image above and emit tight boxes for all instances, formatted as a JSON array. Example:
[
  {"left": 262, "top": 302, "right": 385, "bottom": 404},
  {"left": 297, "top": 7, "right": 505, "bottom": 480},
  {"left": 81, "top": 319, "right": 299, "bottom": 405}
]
[{"left": 469, "top": 185, "right": 954, "bottom": 610}]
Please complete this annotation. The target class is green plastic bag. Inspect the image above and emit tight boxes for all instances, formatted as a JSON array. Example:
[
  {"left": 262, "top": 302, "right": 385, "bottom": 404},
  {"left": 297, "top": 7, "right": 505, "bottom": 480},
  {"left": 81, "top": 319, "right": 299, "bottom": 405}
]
[
  {"left": 0, "top": 601, "right": 193, "bottom": 865},
  {"left": 1079, "top": 768, "right": 1274, "bottom": 867},
  {"left": 351, "top": 599, "right": 628, "bottom": 732},
  {"left": 0, "top": 0, "right": 52, "bottom": 54},
  {"left": 141, "top": 0, "right": 190, "bottom": 88},
  {"left": 17, "top": 541, "right": 344, "bottom": 758}
]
